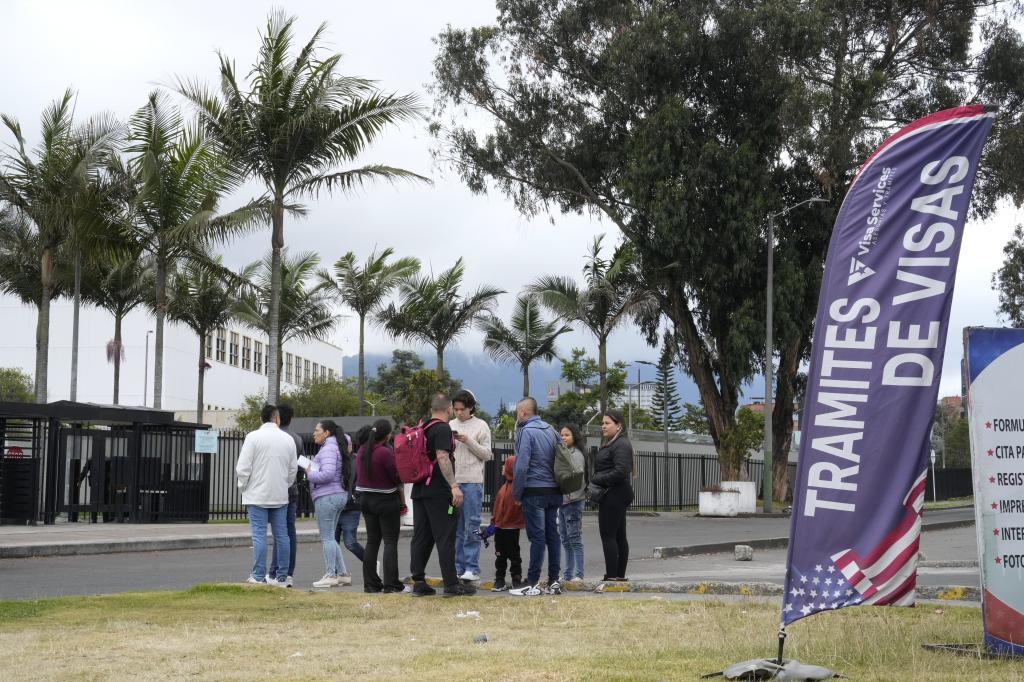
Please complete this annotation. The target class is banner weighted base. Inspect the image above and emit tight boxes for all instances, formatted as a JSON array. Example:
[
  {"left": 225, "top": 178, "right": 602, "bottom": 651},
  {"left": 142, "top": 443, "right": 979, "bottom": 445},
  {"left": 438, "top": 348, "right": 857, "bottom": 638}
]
[{"left": 701, "top": 658, "right": 843, "bottom": 680}]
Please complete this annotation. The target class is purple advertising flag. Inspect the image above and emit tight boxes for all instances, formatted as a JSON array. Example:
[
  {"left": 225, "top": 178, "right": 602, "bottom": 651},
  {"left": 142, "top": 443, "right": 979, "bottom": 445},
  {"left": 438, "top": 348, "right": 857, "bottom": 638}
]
[{"left": 782, "top": 105, "right": 996, "bottom": 625}]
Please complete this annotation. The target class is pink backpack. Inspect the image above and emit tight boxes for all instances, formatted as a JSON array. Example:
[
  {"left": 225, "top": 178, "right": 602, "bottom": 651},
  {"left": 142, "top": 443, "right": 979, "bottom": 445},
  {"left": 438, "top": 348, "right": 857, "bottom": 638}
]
[{"left": 394, "top": 419, "right": 444, "bottom": 484}]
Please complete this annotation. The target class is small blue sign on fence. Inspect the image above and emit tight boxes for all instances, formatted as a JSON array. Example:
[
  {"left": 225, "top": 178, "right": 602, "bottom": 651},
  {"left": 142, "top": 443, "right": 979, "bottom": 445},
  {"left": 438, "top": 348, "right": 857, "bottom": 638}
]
[{"left": 194, "top": 430, "right": 219, "bottom": 454}]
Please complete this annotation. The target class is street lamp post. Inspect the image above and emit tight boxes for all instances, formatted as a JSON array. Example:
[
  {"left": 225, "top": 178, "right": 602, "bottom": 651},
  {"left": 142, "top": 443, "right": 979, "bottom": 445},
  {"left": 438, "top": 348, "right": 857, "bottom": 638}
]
[
  {"left": 637, "top": 359, "right": 667, "bottom": 506},
  {"left": 764, "top": 198, "right": 827, "bottom": 513},
  {"left": 143, "top": 330, "right": 153, "bottom": 408},
  {"left": 636, "top": 360, "right": 662, "bottom": 453}
]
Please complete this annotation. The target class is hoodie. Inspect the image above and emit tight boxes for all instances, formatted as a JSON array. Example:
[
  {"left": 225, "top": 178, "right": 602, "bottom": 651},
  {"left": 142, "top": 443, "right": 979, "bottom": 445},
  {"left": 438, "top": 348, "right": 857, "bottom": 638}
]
[{"left": 491, "top": 456, "right": 525, "bottom": 529}]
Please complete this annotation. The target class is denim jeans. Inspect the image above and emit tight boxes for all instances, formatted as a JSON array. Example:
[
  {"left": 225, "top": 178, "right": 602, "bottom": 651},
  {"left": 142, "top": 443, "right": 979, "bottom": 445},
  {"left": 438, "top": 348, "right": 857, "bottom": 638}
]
[
  {"left": 286, "top": 500, "right": 298, "bottom": 577},
  {"left": 247, "top": 504, "right": 289, "bottom": 581},
  {"left": 314, "top": 492, "right": 348, "bottom": 577},
  {"left": 559, "top": 499, "right": 585, "bottom": 580},
  {"left": 521, "top": 493, "right": 562, "bottom": 585},
  {"left": 455, "top": 482, "right": 483, "bottom": 576},
  {"left": 335, "top": 509, "right": 366, "bottom": 562}
]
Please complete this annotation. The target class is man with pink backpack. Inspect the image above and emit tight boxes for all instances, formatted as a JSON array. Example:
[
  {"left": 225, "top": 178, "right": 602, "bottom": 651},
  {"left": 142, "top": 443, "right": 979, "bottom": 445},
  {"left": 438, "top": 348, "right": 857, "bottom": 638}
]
[{"left": 398, "top": 393, "right": 476, "bottom": 597}]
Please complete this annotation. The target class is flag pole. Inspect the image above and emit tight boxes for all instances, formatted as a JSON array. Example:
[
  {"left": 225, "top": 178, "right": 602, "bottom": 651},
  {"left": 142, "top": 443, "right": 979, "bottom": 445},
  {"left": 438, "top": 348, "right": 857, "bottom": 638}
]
[{"left": 776, "top": 623, "right": 787, "bottom": 665}]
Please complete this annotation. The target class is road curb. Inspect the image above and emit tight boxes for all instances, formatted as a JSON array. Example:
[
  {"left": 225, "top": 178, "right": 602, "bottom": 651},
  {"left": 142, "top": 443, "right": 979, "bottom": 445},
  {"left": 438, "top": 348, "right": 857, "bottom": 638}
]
[
  {"left": 0, "top": 527, "right": 413, "bottom": 559},
  {"left": 417, "top": 577, "right": 980, "bottom": 602},
  {"left": 652, "top": 518, "right": 975, "bottom": 559}
]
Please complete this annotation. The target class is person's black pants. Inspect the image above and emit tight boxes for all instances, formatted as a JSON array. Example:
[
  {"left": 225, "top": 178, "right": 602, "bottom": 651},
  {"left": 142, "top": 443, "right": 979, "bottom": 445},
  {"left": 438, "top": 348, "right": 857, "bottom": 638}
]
[
  {"left": 410, "top": 496, "right": 459, "bottom": 587},
  {"left": 598, "top": 483, "right": 633, "bottom": 579},
  {"left": 361, "top": 491, "right": 403, "bottom": 591},
  {"left": 493, "top": 527, "right": 522, "bottom": 584}
]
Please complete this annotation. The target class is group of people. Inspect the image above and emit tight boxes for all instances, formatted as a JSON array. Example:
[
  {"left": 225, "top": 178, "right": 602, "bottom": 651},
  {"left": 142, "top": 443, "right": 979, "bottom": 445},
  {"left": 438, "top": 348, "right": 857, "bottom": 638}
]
[{"left": 234, "top": 390, "right": 636, "bottom": 596}]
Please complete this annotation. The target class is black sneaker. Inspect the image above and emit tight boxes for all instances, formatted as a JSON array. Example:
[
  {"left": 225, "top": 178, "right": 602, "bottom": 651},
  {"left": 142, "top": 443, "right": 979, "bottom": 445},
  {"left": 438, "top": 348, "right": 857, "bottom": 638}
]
[
  {"left": 411, "top": 581, "right": 436, "bottom": 597},
  {"left": 544, "top": 580, "right": 562, "bottom": 595},
  {"left": 491, "top": 580, "right": 508, "bottom": 592},
  {"left": 442, "top": 583, "right": 477, "bottom": 598}
]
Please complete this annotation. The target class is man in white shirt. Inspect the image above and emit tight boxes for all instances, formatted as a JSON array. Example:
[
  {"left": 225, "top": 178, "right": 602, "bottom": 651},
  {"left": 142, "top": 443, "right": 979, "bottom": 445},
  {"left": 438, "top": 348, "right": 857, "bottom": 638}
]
[
  {"left": 450, "top": 390, "right": 493, "bottom": 582},
  {"left": 236, "top": 404, "right": 298, "bottom": 586}
]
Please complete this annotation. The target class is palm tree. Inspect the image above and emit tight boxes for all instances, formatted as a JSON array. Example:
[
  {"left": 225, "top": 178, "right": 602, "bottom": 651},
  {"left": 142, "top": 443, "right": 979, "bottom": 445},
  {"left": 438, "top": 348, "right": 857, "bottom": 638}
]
[
  {"left": 529, "top": 235, "right": 657, "bottom": 413},
  {"left": 319, "top": 248, "right": 419, "bottom": 414},
  {"left": 177, "top": 10, "right": 428, "bottom": 402},
  {"left": 378, "top": 259, "right": 505, "bottom": 376},
  {"left": 82, "top": 252, "right": 154, "bottom": 404},
  {"left": 0, "top": 209, "right": 72, "bottom": 311},
  {"left": 167, "top": 258, "right": 254, "bottom": 423},
  {"left": 0, "top": 90, "right": 121, "bottom": 402},
  {"left": 124, "top": 91, "right": 264, "bottom": 409},
  {"left": 236, "top": 249, "right": 339, "bottom": 383},
  {"left": 479, "top": 295, "right": 573, "bottom": 397}
]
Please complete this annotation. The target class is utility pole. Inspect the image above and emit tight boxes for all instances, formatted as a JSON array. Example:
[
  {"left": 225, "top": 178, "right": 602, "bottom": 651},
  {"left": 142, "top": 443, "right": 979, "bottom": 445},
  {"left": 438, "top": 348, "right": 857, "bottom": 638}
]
[{"left": 764, "top": 197, "right": 826, "bottom": 513}]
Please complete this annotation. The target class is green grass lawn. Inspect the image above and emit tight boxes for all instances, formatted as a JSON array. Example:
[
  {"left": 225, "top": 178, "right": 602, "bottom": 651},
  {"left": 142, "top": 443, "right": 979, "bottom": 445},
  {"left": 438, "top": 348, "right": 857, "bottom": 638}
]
[{"left": 0, "top": 585, "right": 1017, "bottom": 680}]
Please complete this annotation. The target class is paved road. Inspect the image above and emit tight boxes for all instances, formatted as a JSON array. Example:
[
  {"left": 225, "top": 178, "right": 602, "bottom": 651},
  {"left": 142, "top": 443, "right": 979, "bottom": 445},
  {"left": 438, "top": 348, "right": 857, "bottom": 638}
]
[{"left": 0, "top": 515, "right": 979, "bottom": 601}]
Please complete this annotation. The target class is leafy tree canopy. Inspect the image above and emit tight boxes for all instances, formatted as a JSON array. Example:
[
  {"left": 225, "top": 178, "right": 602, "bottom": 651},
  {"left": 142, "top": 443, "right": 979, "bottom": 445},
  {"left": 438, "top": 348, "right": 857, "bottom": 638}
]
[{"left": 0, "top": 368, "right": 33, "bottom": 402}]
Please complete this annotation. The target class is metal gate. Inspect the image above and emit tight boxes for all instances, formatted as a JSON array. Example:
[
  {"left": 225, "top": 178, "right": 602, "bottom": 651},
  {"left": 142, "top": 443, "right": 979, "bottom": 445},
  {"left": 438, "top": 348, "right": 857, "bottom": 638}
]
[
  {"left": 50, "top": 425, "right": 210, "bottom": 523},
  {"left": 0, "top": 417, "right": 44, "bottom": 524}
]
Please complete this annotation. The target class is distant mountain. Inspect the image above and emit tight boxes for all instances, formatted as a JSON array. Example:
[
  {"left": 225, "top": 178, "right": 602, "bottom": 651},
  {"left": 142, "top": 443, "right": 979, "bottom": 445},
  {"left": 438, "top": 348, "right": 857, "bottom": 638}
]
[{"left": 343, "top": 349, "right": 701, "bottom": 414}]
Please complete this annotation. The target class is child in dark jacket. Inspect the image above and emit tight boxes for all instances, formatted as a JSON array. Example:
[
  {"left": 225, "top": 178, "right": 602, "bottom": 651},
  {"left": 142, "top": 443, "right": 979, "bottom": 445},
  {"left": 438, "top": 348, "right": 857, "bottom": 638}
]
[{"left": 490, "top": 455, "right": 524, "bottom": 591}]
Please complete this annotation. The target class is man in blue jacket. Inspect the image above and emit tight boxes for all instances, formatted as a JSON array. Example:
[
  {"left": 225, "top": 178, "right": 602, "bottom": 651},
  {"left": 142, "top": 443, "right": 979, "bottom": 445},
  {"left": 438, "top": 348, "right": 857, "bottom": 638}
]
[{"left": 509, "top": 397, "right": 562, "bottom": 596}]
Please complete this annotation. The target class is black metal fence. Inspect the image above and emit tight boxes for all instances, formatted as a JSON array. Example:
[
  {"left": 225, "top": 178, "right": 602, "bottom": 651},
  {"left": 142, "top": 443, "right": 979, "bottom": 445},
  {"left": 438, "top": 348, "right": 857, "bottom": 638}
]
[{"left": 198, "top": 437, "right": 979, "bottom": 521}]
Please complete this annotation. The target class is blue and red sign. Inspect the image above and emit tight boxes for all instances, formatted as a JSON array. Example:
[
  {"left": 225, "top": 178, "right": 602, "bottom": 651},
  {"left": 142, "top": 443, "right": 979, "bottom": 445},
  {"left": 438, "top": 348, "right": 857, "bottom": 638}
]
[
  {"left": 783, "top": 105, "right": 996, "bottom": 625},
  {"left": 964, "top": 327, "right": 1024, "bottom": 656}
]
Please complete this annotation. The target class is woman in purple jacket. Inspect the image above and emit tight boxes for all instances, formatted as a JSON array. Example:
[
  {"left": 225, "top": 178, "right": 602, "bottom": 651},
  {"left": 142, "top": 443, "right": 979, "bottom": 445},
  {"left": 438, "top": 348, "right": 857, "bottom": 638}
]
[{"left": 308, "top": 420, "right": 349, "bottom": 588}]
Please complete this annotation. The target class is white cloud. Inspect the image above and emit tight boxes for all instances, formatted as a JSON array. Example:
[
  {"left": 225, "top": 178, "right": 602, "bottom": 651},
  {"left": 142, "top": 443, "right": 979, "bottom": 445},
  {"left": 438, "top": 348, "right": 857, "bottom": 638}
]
[{"left": 1, "top": 0, "right": 1017, "bottom": 397}]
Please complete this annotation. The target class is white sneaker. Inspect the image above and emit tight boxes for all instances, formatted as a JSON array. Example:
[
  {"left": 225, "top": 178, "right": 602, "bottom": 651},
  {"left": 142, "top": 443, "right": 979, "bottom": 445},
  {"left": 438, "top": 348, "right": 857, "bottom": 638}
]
[
  {"left": 568, "top": 576, "right": 584, "bottom": 584},
  {"left": 337, "top": 574, "right": 353, "bottom": 586},
  {"left": 246, "top": 576, "right": 266, "bottom": 584},
  {"left": 313, "top": 574, "right": 341, "bottom": 588},
  {"left": 509, "top": 584, "right": 543, "bottom": 596},
  {"left": 267, "top": 578, "right": 288, "bottom": 588},
  {"left": 285, "top": 576, "right": 294, "bottom": 588},
  {"left": 459, "top": 571, "right": 480, "bottom": 581},
  {"left": 545, "top": 581, "right": 563, "bottom": 595}
]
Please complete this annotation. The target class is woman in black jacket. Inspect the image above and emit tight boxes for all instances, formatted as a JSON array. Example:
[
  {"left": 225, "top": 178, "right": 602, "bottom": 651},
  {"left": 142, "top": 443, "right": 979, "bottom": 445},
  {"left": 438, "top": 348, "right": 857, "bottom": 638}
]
[{"left": 591, "top": 409, "right": 634, "bottom": 581}]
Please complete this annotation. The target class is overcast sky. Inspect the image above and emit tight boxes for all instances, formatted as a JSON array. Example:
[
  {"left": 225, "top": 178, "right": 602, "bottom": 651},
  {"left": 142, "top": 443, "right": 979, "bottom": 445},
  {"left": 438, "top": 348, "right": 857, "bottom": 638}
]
[{"left": 2, "top": 0, "right": 1020, "bottom": 398}]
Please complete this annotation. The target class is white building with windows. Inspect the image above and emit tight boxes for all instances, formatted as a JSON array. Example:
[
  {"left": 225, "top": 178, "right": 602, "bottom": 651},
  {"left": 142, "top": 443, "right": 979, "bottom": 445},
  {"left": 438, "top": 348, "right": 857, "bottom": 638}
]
[
  {"left": 0, "top": 297, "right": 343, "bottom": 414},
  {"left": 617, "top": 381, "right": 657, "bottom": 413}
]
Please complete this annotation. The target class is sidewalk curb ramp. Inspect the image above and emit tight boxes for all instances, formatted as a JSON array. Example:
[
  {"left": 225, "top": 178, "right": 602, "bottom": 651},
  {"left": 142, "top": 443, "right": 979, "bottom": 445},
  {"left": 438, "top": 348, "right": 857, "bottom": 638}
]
[{"left": 652, "top": 518, "right": 975, "bottom": 559}]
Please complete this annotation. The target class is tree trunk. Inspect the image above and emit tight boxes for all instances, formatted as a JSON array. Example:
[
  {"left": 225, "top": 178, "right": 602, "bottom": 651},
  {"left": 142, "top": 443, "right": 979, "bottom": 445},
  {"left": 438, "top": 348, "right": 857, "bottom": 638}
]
[
  {"left": 34, "top": 246, "right": 54, "bottom": 403},
  {"left": 197, "top": 332, "right": 206, "bottom": 424},
  {"left": 113, "top": 312, "right": 123, "bottom": 405},
  {"left": 70, "top": 252, "right": 81, "bottom": 401},
  {"left": 522, "top": 365, "right": 530, "bottom": 397},
  {"left": 436, "top": 347, "right": 444, "bottom": 378},
  {"left": 772, "top": 335, "right": 805, "bottom": 502},
  {"left": 267, "top": 197, "right": 284, "bottom": 403},
  {"left": 666, "top": 290, "right": 741, "bottom": 479},
  {"left": 154, "top": 252, "right": 167, "bottom": 410},
  {"left": 598, "top": 334, "right": 608, "bottom": 414},
  {"left": 358, "top": 314, "right": 366, "bottom": 415}
]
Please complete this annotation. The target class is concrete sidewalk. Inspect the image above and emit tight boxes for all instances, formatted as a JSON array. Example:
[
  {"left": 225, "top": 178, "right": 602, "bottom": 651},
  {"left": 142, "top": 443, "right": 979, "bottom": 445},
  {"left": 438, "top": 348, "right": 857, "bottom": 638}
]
[
  {"left": 0, "top": 506, "right": 974, "bottom": 559},
  {"left": 0, "top": 519, "right": 413, "bottom": 558}
]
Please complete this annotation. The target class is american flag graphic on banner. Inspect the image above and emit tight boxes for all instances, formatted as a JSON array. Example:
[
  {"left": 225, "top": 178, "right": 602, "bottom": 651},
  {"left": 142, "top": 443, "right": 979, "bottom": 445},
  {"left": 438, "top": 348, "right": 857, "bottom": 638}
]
[
  {"left": 785, "top": 471, "right": 925, "bottom": 619},
  {"left": 782, "top": 105, "right": 995, "bottom": 626}
]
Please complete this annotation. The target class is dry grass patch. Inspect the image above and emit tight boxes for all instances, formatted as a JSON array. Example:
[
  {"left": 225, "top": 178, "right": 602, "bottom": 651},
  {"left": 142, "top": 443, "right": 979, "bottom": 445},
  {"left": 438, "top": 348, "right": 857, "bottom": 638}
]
[{"left": 0, "top": 585, "right": 1018, "bottom": 680}]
